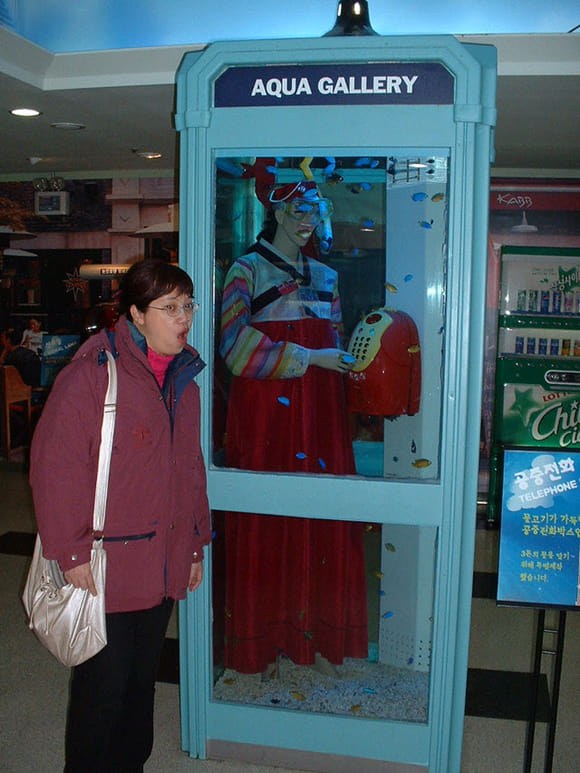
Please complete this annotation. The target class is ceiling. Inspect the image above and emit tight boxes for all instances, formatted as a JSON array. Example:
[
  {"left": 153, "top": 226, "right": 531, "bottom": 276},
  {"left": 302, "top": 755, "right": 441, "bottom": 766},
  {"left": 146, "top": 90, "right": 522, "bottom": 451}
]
[{"left": 0, "top": 29, "right": 579, "bottom": 180}]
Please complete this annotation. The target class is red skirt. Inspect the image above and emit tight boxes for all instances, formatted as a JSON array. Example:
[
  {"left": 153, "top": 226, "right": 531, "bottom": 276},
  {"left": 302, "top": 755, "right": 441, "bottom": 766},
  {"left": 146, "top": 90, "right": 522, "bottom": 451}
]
[{"left": 222, "top": 318, "right": 368, "bottom": 673}]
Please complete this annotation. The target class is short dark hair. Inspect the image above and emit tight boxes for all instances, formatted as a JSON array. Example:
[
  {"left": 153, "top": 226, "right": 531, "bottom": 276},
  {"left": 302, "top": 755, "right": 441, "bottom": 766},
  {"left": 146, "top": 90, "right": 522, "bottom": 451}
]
[{"left": 118, "top": 260, "right": 194, "bottom": 322}]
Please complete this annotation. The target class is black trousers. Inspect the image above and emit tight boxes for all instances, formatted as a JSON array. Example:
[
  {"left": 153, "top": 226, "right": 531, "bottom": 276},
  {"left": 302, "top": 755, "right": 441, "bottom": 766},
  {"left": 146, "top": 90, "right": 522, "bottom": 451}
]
[{"left": 64, "top": 598, "right": 174, "bottom": 773}]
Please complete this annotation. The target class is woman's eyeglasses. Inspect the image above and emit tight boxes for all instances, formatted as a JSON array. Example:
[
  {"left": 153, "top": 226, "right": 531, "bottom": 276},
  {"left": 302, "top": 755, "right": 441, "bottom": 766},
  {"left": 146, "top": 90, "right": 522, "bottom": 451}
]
[{"left": 148, "top": 300, "right": 199, "bottom": 318}]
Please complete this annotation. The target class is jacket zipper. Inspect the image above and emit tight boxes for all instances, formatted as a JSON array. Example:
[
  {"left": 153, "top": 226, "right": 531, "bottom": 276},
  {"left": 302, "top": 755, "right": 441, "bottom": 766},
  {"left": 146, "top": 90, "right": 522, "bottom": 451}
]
[{"left": 102, "top": 530, "right": 156, "bottom": 543}]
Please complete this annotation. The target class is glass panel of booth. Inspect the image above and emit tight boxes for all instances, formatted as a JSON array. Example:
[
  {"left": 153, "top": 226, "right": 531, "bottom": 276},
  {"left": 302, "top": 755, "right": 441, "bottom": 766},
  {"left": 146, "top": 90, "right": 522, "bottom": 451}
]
[
  {"left": 209, "top": 153, "right": 448, "bottom": 722},
  {"left": 213, "top": 154, "right": 447, "bottom": 480}
]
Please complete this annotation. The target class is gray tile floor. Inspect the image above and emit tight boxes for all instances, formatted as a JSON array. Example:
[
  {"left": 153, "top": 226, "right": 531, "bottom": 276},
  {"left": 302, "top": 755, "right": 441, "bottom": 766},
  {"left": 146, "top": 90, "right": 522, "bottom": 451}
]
[{"left": 1, "top": 463, "right": 578, "bottom": 772}]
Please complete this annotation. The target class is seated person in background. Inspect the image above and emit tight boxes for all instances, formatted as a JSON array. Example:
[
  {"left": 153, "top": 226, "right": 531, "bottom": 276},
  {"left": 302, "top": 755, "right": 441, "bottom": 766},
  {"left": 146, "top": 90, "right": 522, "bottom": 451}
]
[
  {"left": 20, "top": 318, "right": 44, "bottom": 356},
  {"left": 0, "top": 328, "right": 41, "bottom": 387}
]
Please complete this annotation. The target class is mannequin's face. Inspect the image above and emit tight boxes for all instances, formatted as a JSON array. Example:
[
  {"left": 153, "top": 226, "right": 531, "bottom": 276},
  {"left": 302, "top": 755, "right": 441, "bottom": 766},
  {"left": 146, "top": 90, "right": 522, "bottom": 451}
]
[{"left": 274, "top": 204, "right": 318, "bottom": 250}]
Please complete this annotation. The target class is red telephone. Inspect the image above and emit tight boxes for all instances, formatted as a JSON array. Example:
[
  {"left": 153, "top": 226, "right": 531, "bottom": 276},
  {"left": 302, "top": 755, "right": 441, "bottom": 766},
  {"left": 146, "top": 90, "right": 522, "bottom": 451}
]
[{"left": 345, "top": 307, "right": 421, "bottom": 417}]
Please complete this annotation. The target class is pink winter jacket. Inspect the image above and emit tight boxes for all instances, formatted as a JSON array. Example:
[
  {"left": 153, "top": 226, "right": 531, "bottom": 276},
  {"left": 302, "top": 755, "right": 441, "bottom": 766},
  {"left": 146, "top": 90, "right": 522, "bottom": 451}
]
[{"left": 30, "top": 316, "right": 211, "bottom": 613}]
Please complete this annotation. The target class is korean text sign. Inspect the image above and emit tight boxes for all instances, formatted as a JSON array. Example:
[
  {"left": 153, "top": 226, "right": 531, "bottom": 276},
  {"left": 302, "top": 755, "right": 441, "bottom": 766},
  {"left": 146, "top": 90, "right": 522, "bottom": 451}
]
[{"left": 498, "top": 448, "right": 580, "bottom": 608}]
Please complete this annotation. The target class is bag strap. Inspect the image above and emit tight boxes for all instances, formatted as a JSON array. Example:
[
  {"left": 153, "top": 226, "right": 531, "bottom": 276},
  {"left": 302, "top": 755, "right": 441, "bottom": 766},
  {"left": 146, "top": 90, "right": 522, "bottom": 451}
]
[{"left": 92, "top": 350, "right": 117, "bottom": 534}]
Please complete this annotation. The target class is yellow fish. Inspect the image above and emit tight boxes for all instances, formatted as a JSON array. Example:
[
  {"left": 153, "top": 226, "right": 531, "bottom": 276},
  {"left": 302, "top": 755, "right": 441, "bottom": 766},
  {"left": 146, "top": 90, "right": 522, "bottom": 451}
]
[
  {"left": 408, "top": 344, "right": 421, "bottom": 353},
  {"left": 291, "top": 691, "right": 306, "bottom": 701},
  {"left": 432, "top": 192, "right": 445, "bottom": 202},
  {"left": 350, "top": 704, "right": 362, "bottom": 713},
  {"left": 223, "top": 678, "right": 236, "bottom": 685},
  {"left": 374, "top": 570, "right": 384, "bottom": 579},
  {"left": 412, "top": 458, "right": 432, "bottom": 468},
  {"left": 385, "top": 282, "right": 398, "bottom": 294}
]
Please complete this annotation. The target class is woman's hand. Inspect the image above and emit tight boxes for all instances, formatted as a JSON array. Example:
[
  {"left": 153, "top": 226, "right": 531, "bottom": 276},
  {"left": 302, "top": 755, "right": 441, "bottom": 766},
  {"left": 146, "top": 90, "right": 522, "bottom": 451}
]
[
  {"left": 64, "top": 563, "right": 98, "bottom": 596},
  {"left": 309, "top": 348, "right": 356, "bottom": 373},
  {"left": 188, "top": 561, "right": 204, "bottom": 592}
]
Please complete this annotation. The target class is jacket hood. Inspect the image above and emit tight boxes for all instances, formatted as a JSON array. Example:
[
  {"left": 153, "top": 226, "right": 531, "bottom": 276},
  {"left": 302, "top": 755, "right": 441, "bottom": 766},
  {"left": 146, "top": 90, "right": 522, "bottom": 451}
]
[{"left": 73, "top": 315, "right": 205, "bottom": 376}]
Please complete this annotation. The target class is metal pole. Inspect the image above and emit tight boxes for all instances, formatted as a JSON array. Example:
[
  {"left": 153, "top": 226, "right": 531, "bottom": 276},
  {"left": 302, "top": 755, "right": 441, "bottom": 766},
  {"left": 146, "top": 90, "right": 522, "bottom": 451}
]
[
  {"left": 544, "top": 611, "right": 567, "bottom": 773},
  {"left": 523, "top": 608, "right": 545, "bottom": 773}
]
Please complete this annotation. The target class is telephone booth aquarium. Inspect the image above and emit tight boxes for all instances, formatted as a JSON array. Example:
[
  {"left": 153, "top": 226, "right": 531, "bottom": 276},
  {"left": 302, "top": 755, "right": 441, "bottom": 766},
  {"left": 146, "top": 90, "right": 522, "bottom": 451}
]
[{"left": 175, "top": 34, "right": 496, "bottom": 772}]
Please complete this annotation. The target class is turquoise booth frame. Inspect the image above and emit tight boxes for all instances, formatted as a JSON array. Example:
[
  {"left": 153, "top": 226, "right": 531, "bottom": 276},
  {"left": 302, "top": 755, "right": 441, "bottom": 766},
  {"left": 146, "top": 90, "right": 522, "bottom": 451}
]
[{"left": 175, "top": 35, "right": 496, "bottom": 772}]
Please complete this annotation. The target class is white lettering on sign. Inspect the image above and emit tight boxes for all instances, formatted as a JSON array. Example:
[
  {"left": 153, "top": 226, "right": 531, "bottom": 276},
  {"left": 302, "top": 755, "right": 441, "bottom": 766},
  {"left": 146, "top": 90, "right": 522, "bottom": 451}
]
[
  {"left": 496, "top": 193, "right": 534, "bottom": 209},
  {"left": 251, "top": 73, "right": 419, "bottom": 100},
  {"left": 251, "top": 77, "right": 313, "bottom": 99},
  {"left": 318, "top": 74, "right": 418, "bottom": 96},
  {"left": 531, "top": 400, "right": 580, "bottom": 447}
]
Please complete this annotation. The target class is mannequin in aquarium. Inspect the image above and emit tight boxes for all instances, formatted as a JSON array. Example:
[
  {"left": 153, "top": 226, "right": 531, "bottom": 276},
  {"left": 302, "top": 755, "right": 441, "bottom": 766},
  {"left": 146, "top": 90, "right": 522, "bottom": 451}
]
[{"left": 219, "top": 180, "right": 368, "bottom": 676}]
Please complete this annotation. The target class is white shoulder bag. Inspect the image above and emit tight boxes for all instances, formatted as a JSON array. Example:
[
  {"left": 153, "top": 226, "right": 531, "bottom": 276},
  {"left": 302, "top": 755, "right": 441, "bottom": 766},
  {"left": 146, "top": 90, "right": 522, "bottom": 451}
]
[{"left": 22, "top": 350, "right": 117, "bottom": 667}]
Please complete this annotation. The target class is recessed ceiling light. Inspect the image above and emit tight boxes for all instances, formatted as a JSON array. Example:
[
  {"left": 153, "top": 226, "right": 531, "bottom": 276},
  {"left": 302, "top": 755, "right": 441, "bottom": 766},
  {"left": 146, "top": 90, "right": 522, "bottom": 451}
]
[
  {"left": 10, "top": 107, "right": 41, "bottom": 117},
  {"left": 50, "top": 122, "right": 86, "bottom": 130}
]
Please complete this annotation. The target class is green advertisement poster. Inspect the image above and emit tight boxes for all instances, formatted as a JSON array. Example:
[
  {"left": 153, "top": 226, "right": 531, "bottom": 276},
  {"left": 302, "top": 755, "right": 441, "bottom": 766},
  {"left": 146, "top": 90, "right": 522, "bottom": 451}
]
[{"left": 495, "top": 358, "right": 580, "bottom": 450}]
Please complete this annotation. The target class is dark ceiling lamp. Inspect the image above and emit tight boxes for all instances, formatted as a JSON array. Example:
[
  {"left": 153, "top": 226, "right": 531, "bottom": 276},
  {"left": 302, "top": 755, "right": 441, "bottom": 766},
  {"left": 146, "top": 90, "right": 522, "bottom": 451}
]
[{"left": 324, "top": 1, "right": 379, "bottom": 37}]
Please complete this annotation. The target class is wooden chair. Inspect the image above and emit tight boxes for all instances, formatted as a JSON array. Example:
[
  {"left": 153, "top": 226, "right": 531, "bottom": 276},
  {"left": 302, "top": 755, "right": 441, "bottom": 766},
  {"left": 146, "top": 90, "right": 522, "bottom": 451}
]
[{"left": 0, "top": 365, "right": 32, "bottom": 461}]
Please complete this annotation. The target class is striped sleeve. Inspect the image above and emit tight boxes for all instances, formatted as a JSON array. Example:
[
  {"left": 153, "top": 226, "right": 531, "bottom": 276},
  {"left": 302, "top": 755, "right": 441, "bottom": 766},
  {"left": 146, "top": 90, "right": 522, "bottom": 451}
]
[
  {"left": 219, "top": 260, "right": 310, "bottom": 379},
  {"left": 330, "top": 274, "right": 344, "bottom": 345}
]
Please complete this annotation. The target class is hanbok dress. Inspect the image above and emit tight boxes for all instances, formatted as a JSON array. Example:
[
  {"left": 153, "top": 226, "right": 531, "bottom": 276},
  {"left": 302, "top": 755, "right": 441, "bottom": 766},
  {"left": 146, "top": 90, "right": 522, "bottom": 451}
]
[{"left": 219, "top": 239, "right": 368, "bottom": 674}]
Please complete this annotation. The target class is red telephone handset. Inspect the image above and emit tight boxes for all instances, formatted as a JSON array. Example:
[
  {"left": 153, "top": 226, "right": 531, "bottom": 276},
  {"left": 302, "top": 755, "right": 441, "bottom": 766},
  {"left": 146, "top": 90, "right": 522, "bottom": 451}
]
[{"left": 345, "top": 307, "right": 421, "bottom": 417}]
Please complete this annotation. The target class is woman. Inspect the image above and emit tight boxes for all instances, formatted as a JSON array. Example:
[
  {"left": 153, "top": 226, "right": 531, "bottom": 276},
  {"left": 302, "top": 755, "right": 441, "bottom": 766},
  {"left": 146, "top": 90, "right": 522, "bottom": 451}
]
[
  {"left": 219, "top": 181, "right": 368, "bottom": 675},
  {"left": 20, "top": 317, "right": 44, "bottom": 355},
  {"left": 30, "top": 259, "right": 211, "bottom": 772}
]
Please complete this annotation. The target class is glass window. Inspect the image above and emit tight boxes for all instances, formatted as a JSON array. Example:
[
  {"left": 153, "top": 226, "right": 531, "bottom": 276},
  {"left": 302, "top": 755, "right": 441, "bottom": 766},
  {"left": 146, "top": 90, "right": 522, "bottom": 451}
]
[
  {"left": 212, "top": 512, "right": 437, "bottom": 723},
  {"left": 213, "top": 154, "right": 448, "bottom": 480}
]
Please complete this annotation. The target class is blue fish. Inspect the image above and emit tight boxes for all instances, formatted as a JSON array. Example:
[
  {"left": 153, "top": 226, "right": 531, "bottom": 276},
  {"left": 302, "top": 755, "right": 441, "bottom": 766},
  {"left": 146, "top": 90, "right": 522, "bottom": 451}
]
[
  {"left": 278, "top": 396, "right": 290, "bottom": 406},
  {"left": 351, "top": 182, "right": 372, "bottom": 193},
  {"left": 404, "top": 274, "right": 413, "bottom": 282},
  {"left": 412, "top": 192, "right": 428, "bottom": 202},
  {"left": 418, "top": 219, "right": 434, "bottom": 229},
  {"left": 215, "top": 158, "right": 245, "bottom": 177},
  {"left": 383, "top": 611, "right": 394, "bottom": 619},
  {"left": 324, "top": 157, "right": 336, "bottom": 174},
  {"left": 318, "top": 458, "right": 326, "bottom": 470},
  {"left": 354, "top": 157, "right": 371, "bottom": 167},
  {"left": 296, "top": 452, "right": 307, "bottom": 460}
]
